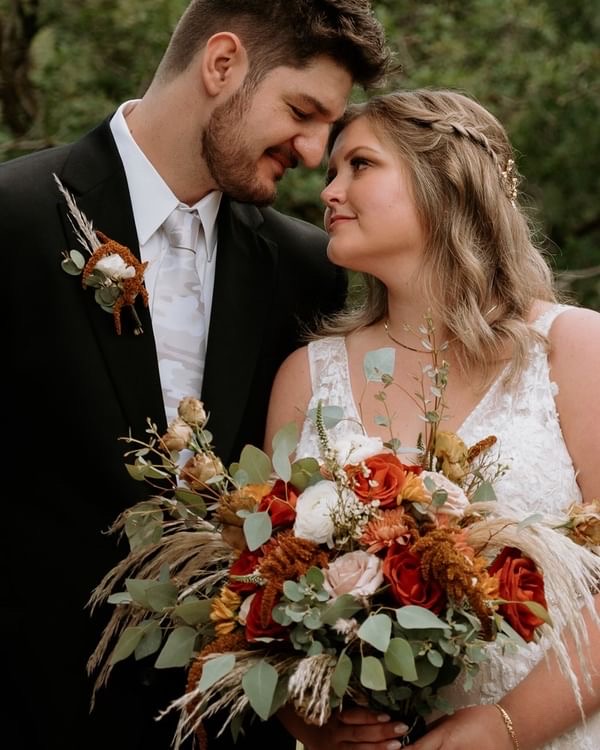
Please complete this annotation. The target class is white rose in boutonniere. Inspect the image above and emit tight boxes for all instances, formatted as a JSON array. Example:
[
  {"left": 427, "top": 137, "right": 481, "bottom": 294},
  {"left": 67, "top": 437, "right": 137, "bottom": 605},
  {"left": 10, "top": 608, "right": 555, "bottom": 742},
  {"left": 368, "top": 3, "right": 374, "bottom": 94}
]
[{"left": 54, "top": 174, "right": 148, "bottom": 336}]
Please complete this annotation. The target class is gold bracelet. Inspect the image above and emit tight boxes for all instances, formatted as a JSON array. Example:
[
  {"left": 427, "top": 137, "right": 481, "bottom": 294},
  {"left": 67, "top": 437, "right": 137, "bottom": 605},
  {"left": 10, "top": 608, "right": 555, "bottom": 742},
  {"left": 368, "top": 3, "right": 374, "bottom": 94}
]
[{"left": 494, "top": 703, "right": 520, "bottom": 750}]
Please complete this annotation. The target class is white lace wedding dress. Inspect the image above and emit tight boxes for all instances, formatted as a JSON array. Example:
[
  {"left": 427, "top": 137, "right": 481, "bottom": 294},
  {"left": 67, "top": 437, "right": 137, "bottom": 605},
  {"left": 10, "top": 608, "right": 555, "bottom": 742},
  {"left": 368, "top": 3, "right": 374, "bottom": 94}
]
[{"left": 295, "top": 304, "right": 600, "bottom": 748}]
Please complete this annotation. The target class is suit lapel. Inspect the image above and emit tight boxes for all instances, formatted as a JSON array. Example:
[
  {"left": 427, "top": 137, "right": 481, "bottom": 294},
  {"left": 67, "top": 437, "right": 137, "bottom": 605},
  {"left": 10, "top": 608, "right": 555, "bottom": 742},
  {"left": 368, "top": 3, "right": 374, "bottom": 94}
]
[
  {"left": 202, "top": 199, "right": 276, "bottom": 463},
  {"left": 57, "top": 121, "right": 165, "bottom": 434}
]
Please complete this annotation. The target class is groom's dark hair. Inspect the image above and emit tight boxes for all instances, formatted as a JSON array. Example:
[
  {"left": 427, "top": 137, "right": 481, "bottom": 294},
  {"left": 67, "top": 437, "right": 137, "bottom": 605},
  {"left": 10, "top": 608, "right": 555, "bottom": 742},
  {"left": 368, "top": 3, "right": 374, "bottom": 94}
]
[{"left": 156, "top": 0, "right": 391, "bottom": 90}]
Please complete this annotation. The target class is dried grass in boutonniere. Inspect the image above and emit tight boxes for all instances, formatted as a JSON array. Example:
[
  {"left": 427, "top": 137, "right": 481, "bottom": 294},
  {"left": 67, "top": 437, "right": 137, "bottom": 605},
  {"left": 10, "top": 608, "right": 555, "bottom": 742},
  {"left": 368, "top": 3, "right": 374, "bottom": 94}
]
[{"left": 54, "top": 173, "right": 148, "bottom": 335}]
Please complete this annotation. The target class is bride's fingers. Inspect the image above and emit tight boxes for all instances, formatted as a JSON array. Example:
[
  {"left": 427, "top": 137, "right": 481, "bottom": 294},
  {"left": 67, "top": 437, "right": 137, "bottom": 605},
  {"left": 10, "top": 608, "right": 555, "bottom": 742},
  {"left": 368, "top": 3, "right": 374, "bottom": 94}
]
[
  {"left": 337, "top": 707, "right": 408, "bottom": 731},
  {"left": 332, "top": 714, "right": 409, "bottom": 745}
]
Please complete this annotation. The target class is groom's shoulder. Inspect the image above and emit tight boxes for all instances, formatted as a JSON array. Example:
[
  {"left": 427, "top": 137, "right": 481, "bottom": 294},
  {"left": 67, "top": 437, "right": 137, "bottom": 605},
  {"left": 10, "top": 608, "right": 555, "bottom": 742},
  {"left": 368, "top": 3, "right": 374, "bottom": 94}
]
[
  {"left": 254, "top": 203, "right": 328, "bottom": 251},
  {"left": 0, "top": 118, "right": 113, "bottom": 198}
]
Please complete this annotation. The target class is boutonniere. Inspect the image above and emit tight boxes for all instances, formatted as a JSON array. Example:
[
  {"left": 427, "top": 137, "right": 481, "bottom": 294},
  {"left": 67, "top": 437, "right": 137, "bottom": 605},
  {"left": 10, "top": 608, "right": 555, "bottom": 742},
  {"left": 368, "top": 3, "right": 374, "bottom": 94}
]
[{"left": 54, "top": 174, "right": 148, "bottom": 336}]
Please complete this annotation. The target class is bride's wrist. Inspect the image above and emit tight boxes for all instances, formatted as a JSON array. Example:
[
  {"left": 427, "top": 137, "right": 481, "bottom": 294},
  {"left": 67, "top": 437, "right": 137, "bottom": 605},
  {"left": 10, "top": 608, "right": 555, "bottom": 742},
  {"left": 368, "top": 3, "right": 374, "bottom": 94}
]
[{"left": 493, "top": 703, "right": 521, "bottom": 750}]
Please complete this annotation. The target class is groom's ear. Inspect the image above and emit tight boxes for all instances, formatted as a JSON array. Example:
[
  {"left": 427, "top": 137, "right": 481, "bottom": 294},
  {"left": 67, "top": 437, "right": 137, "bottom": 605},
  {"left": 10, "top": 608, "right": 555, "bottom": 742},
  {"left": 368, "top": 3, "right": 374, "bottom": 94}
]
[{"left": 201, "top": 32, "right": 249, "bottom": 98}]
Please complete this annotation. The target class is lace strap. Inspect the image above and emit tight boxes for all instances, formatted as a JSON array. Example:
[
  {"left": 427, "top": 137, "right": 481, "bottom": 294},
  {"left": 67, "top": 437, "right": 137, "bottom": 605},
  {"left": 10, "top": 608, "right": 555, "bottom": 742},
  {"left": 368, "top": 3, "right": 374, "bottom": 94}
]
[
  {"left": 530, "top": 303, "right": 573, "bottom": 336},
  {"left": 306, "top": 337, "right": 356, "bottom": 413}
]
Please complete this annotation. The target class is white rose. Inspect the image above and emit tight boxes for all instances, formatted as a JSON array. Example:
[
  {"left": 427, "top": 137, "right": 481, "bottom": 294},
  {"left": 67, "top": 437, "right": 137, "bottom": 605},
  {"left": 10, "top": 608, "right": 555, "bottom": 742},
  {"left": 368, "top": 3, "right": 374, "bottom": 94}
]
[
  {"left": 332, "top": 434, "right": 385, "bottom": 465},
  {"left": 421, "top": 471, "right": 469, "bottom": 518},
  {"left": 162, "top": 416, "right": 194, "bottom": 452},
  {"left": 238, "top": 593, "right": 255, "bottom": 625},
  {"left": 293, "top": 480, "right": 340, "bottom": 545},
  {"left": 95, "top": 253, "right": 136, "bottom": 280},
  {"left": 323, "top": 550, "right": 383, "bottom": 598}
]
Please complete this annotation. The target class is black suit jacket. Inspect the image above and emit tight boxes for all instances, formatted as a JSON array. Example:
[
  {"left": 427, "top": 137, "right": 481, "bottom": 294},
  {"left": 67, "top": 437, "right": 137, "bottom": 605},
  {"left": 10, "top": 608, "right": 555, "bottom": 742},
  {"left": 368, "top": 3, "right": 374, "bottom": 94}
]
[{"left": 2, "top": 120, "right": 345, "bottom": 749}]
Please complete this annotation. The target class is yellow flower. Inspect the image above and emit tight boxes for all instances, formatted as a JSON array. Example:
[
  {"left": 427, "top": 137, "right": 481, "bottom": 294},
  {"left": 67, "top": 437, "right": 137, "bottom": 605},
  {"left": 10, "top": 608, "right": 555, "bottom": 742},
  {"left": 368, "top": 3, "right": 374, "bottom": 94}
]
[
  {"left": 434, "top": 431, "right": 470, "bottom": 483},
  {"left": 399, "top": 473, "right": 428, "bottom": 503},
  {"left": 216, "top": 484, "right": 271, "bottom": 526},
  {"left": 210, "top": 587, "right": 242, "bottom": 636}
]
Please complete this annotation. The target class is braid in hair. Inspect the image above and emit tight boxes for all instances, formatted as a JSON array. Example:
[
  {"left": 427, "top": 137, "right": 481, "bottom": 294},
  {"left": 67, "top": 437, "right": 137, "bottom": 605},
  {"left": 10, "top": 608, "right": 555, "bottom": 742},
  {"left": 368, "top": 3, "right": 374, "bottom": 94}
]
[{"left": 409, "top": 115, "right": 519, "bottom": 205}]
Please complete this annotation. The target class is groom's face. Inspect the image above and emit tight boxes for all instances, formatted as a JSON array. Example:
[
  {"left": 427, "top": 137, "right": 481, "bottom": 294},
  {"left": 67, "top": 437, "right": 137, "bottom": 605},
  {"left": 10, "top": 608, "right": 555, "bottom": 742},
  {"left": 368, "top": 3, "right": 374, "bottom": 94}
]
[{"left": 202, "top": 56, "right": 352, "bottom": 205}]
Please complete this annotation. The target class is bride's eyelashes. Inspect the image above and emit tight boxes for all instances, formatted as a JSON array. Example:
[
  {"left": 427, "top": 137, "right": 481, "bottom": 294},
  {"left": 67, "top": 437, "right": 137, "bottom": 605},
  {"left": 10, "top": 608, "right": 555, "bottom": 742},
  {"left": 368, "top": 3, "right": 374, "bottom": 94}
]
[{"left": 324, "top": 156, "right": 371, "bottom": 185}]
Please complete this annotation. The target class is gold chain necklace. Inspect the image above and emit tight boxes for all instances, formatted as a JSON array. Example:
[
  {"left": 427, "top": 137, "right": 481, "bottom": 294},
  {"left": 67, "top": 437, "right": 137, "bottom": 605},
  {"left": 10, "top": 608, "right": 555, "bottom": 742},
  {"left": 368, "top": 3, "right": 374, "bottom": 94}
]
[{"left": 383, "top": 319, "right": 431, "bottom": 353}]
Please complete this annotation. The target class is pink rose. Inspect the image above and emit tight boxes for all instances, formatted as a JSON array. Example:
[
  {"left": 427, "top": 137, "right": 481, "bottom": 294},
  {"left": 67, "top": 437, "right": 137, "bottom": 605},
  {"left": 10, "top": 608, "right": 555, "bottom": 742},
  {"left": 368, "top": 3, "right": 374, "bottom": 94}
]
[{"left": 323, "top": 550, "right": 383, "bottom": 598}]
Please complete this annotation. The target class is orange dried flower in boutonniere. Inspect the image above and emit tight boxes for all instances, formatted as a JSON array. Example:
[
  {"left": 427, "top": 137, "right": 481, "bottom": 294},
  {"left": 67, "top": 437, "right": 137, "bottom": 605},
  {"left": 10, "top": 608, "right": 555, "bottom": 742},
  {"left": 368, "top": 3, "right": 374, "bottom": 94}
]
[{"left": 54, "top": 174, "right": 148, "bottom": 335}]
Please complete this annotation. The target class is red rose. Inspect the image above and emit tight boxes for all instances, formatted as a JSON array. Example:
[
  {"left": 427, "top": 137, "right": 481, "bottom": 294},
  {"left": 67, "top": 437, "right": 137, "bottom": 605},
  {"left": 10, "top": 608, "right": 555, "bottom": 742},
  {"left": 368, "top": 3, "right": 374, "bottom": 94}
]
[
  {"left": 383, "top": 545, "right": 446, "bottom": 614},
  {"left": 257, "top": 479, "right": 298, "bottom": 528},
  {"left": 228, "top": 548, "right": 262, "bottom": 594},
  {"left": 489, "top": 546, "right": 547, "bottom": 642},
  {"left": 244, "top": 589, "right": 288, "bottom": 641},
  {"left": 347, "top": 453, "right": 422, "bottom": 509}
]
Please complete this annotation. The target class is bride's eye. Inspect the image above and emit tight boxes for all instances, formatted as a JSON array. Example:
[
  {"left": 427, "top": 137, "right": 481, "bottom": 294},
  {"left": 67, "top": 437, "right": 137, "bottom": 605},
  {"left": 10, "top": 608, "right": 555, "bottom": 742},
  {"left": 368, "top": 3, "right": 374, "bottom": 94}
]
[{"left": 350, "top": 156, "right": 370, "bottom": 172}]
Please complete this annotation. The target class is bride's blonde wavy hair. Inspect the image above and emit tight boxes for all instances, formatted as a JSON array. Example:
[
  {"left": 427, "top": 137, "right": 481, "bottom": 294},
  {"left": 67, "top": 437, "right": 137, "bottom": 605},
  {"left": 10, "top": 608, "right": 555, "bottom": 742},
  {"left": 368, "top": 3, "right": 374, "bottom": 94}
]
[{"left": 319, "top": 88, "right": 559, "bottom": 384}]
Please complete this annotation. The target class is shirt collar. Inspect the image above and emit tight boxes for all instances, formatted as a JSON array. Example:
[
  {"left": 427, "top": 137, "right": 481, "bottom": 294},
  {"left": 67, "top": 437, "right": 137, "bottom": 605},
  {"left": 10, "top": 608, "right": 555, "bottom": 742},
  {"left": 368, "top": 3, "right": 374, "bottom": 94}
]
[{"left": 110, "top": 100, "right": 222, "bottom": 253}]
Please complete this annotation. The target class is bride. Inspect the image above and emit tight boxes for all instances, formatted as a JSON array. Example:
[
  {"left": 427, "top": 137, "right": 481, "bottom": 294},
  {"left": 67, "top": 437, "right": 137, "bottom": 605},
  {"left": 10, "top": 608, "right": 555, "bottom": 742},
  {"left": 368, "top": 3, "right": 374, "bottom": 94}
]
[{"left": 265, "top": 89, "right": 600, "bottom": 749}]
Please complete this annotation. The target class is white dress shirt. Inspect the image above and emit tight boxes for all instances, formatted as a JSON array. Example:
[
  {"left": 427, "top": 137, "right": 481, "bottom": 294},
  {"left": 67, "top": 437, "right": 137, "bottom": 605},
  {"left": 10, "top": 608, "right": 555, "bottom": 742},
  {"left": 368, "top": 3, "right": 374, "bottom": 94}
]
[{"left": 110, "top": 100, "right": 222, "bottom": 419}]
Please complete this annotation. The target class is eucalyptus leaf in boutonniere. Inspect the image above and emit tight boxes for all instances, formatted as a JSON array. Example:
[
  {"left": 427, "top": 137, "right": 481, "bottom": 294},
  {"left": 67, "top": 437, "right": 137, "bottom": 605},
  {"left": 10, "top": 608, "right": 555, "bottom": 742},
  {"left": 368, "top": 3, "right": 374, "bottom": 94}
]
[{"left": 54, "top": 173, "right": 148, "bottom": 335}]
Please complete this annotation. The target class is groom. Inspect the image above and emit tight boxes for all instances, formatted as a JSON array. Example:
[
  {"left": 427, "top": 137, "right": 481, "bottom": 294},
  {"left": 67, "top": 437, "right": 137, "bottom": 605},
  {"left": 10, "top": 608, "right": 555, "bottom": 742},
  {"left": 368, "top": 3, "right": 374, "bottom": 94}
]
[{"left": 1, "top": 1, "right": 390, "bottom": 749}]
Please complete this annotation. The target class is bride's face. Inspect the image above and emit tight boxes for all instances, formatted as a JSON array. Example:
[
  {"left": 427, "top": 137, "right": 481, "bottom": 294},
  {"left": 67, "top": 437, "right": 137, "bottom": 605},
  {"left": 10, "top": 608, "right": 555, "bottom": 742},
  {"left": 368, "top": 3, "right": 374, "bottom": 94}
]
[{"left": 321, "top": 116, "right": 425, "bottom": 279}]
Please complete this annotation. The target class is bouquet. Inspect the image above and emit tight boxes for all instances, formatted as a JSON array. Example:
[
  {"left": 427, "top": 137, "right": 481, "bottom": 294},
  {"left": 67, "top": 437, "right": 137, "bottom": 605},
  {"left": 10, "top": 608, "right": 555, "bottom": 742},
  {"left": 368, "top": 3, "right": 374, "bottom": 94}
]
[{"left": 89, "top": 335, "right": 600, "bottom": 748}]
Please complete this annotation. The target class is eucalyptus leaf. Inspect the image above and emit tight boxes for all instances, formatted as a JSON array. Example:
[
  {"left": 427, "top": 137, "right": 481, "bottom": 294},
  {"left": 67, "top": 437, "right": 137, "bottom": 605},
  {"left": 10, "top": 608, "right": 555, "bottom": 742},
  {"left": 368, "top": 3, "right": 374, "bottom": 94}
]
[
  {"left": 174, "top": 487, "right": 207, "bottom": 515},
  {"left": 146, "top": 581, "right": 178, "bottom": 612},
  {"left": 173, "top": 598, "right": 212, "bottom": 625},
  {"left": 363, "top": 348, "right": 395, "bottom": 382},
  {"left": 110, "top": 626, "right": 144, "bottom": 664},
  {"left": 283, "top": 580, "right": 304, "bottom": 602},
  {"left": 307, "top": 404, "right": 344, "bottom": 429},
  {"left": 471, "top": 481, "right": 497, "bottom": 503},
  {"left": 69, "top": 248, "right": 87, "bottom": 268},
  {"left": 303, "top": 608, "right": 323, "bottom": 630},
  {"left": 396, "top": 605, "right": 451, "bottom": 631},
  {"left": 272, "top": 444, "right": 292, "bottom": 483},
  {"left": 243, "top": 511, "right": 272, "bottom": 551},
  {"left": 357, "top": 613, "right": 392, "bottom": 652},
  {"left": 238, "top": 445, "right": 272, "bottom": 483},
  {"left": 332, "top": 652, "right": 353, "bottom": 697},
  {"left": 155, "top": 625, "right": 197, "bottom": 669},
  {"left": 360, "top": 655, "right": 387, "bottom": 691},
  {"left": 304, "top": 567, "right": 325, "bottom": 589},
  {"left": 290, "top": 457, "right": 320, "bottom": 491},
  {"left": 61, "top": 257, "right": 83, "bottom": 275},
  {"left": 107, "top": 591, "right": 132, "bottom": 605},
  {"left": 134, "top": 621, "right": 162, "bottom": 660},
  {"left": 124, "top": 462, "right": 149, "bottom": 481},
  {"left": 427, "top": 649, "right": 444, "bottom": 668},
  {"left": 383, "top": 637, "right": 418, "bottom": 681},
  {"left": 413, "top": 657, "right": 439, "bottom": 688},
  {"left": 242, "top": 661, "right": 279, "bottom": 720},
  {"left": 196, "top": 653, "right": 236, "bottom": 691},
  {"left": 272, "top": 422, "right": 299, "bottom": 482},
  {"left": 125, "top": 578, "right": 155, "bottom": 607},
  {"left": 321, "top": 594, "right": 361, "bottom": 625}
]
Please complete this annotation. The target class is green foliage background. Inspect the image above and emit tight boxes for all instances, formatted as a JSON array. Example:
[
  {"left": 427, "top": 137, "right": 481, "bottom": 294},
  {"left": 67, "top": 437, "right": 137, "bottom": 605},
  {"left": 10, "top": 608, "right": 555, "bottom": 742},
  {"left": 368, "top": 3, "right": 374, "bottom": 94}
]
[{"left": 1, "top": 0, "right": 598, "bottom": 307}]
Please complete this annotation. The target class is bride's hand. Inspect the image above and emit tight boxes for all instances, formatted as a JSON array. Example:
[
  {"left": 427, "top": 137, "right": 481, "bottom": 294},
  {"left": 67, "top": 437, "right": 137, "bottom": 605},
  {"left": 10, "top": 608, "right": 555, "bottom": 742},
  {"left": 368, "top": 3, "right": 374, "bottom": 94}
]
[
  {"left": 278, "top": 705, "right": 410, "bottom": 749},
  {"left": 409, "top": 705, "right": 514, "bottom": 750}
]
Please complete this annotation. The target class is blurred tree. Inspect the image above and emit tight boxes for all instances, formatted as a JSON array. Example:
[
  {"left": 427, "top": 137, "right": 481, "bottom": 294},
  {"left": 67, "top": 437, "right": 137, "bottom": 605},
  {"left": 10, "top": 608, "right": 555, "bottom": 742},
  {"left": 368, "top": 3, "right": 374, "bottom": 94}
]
[{"left": 1, "top": 0, "right": 597, "bottom": 306}]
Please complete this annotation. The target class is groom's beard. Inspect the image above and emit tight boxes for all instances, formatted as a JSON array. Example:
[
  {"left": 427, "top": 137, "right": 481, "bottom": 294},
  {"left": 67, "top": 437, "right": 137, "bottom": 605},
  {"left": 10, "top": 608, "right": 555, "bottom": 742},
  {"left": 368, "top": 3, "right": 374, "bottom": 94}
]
[{"left": 202, "top": 87, "right": 276, "bottom": 207}]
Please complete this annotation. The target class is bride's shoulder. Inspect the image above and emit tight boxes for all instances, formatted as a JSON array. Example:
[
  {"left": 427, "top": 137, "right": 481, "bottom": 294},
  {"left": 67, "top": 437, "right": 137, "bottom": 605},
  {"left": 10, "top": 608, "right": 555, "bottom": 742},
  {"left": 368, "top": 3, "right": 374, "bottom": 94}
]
[{"left": 545, "top": 303, "right": 600, "bottom": 350}]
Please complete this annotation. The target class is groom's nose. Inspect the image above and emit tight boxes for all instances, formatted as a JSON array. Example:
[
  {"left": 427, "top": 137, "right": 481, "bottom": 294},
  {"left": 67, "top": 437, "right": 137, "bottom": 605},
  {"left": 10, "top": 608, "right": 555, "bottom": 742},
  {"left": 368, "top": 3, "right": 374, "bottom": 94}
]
[{"left": 293, "top": 125, "right": 330, "bottom": 169}]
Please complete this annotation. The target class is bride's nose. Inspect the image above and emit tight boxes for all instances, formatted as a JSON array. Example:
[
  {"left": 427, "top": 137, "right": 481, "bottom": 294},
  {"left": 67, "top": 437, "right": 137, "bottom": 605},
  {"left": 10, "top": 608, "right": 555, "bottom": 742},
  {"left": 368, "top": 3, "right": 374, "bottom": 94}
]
[{"left": 320, "top": 178, "right": 344, "bottom": 207}]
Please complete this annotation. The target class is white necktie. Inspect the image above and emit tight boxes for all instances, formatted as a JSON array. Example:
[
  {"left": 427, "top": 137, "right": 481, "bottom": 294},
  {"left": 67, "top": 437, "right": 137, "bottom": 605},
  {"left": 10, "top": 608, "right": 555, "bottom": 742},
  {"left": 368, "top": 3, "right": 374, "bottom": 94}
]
[{"left": 153, "top": 205, "right": 207, "bottom": 422}]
